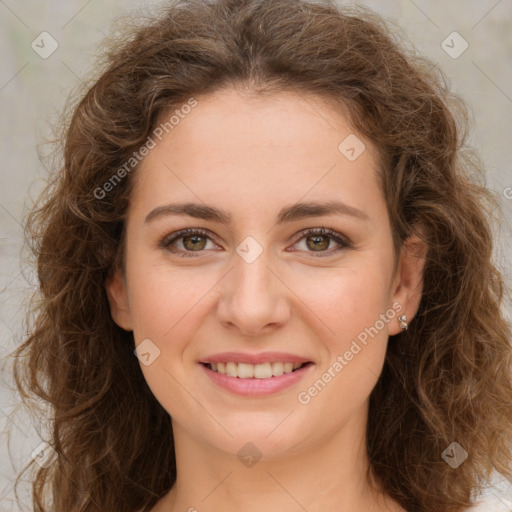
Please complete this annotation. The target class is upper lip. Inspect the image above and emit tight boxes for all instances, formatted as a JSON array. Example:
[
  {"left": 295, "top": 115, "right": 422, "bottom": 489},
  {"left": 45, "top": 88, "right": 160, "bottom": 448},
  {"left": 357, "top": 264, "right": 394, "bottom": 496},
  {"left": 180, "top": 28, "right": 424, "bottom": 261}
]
[{"left": 200, "top": 352, "right": 312, "bottom": 365}]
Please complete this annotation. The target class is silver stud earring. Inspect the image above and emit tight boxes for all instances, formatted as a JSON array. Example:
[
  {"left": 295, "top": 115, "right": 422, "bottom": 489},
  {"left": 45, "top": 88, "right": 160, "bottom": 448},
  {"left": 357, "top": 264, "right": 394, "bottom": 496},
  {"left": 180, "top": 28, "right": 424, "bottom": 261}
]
[{"left": 398, "top": 315, "right": 408, "bottom": 330}]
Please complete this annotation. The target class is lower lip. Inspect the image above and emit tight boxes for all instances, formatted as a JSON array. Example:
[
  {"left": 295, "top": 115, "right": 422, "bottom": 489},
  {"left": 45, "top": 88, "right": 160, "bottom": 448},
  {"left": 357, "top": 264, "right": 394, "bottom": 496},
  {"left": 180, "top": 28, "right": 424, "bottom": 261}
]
[{"left": 201, "top": 363, "right": 313, "bottom": 396}]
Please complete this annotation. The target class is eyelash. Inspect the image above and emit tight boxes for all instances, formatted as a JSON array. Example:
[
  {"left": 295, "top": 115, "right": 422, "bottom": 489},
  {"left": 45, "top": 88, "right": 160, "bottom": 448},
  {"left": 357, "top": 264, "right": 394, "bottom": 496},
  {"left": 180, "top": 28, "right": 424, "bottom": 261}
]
[{"left": 159, "top": 226, "right": 352, "bottom": 258}]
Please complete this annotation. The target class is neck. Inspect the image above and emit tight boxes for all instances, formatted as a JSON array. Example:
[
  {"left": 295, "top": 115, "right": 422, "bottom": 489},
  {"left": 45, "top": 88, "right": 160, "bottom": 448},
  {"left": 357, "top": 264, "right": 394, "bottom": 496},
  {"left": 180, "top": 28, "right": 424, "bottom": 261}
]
[{"left": 163, "top": 404, "right": 401, "bottom": 512}]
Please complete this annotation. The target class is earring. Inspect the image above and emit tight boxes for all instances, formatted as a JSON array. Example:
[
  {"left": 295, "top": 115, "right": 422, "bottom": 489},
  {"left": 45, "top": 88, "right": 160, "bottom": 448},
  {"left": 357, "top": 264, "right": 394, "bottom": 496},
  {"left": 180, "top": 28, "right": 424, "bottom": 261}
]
[{"left": 398, "top": 315, "right": 408, "bottom": 330}]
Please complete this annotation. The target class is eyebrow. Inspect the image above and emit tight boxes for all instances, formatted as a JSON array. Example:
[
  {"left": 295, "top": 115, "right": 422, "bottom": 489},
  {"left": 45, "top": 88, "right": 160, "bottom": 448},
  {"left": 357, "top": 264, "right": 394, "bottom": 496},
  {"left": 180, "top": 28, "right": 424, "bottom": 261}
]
[{"left": 144, "top": 200, "right": 368, "bottom": 226}]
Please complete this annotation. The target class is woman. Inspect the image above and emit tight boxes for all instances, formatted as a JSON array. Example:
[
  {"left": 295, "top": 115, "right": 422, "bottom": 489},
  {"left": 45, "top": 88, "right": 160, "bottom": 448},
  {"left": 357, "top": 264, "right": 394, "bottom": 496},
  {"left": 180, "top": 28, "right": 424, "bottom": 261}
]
[{"left": 11, "top": 0, "right": 512, "bottom": 510}]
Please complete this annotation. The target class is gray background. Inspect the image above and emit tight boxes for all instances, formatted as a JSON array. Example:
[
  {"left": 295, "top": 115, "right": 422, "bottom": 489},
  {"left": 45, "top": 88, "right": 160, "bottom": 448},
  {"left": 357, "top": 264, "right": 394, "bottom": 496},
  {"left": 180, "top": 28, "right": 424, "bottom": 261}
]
[{"left": 0, "top": 0, "right": 511, "bottom": 510}]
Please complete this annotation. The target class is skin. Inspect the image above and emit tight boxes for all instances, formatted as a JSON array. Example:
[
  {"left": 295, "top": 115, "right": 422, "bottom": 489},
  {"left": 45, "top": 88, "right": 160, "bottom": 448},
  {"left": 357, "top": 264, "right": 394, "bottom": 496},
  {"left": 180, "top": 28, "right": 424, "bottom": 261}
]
[{"left": 106, "top": 86, "right": 426, "bottom": 512}]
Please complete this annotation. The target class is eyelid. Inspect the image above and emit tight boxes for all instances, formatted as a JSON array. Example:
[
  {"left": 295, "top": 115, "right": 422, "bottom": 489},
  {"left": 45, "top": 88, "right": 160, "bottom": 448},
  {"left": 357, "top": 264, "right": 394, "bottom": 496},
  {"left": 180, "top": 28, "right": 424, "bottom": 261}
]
[
  {"left": 291, "top": 226, "right": 352, "bottom": 249},
  {"left": 159, "top": 226, "right": 352, "bottom": 257},
  {"left": 159, "top": 227, "right": 219, "bottom": 253}
]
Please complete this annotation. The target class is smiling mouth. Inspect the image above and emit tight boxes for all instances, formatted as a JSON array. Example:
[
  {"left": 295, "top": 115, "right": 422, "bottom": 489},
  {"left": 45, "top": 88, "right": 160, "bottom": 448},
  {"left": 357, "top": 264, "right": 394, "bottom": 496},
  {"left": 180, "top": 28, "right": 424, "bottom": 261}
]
[{"left": 202, "top": 361, "right": 312, "bottom": 379}]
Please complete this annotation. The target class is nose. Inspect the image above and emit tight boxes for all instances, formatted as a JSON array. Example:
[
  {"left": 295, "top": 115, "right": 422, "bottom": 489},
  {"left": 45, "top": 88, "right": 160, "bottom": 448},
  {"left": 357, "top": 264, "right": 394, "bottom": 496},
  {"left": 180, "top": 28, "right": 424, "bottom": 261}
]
[{"left": 215, "top": 246, "right": 291, "bottom": 337}]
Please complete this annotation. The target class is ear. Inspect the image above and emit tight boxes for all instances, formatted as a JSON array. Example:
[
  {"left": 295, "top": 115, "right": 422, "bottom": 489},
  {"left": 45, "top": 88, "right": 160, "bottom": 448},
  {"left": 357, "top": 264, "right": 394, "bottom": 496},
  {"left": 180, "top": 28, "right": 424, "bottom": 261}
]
[
  {"left": 389, "top": 231, "right": 428, "bottom": 335},
  {"left": 105, "top": 268, "right": 133, "bottom": 331}
]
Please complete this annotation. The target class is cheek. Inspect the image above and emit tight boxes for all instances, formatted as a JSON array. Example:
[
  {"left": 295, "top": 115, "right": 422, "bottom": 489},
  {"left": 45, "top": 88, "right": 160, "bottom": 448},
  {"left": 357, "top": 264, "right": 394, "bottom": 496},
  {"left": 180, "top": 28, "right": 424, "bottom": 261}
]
[
  {"left": 127, "top": 247, "right": 395, "bottom": 349},
  {"left": 303, "top": 264, "right": 394, "bottom": 399},
  {"left": 292, "top": 270, "right": 392, "bottom": 429},
  {"left": 299, "top": 262, "right": 394, "bottom": 342},
  {"left": 125, "top": 262, "right": 205, "bottom": 416},
  {"left": 126, "top": 256, "right": 205, "bottom": 342},
  {"left": 124, "top": 247, "right": 395, "bottom": 442}
]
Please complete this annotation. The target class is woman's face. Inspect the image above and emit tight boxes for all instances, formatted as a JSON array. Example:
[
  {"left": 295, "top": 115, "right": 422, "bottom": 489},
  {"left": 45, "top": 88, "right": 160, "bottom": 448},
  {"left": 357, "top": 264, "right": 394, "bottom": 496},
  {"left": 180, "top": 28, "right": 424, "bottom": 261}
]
[{"left": 107, "top": 87, "right": 423, "bottom": 460}]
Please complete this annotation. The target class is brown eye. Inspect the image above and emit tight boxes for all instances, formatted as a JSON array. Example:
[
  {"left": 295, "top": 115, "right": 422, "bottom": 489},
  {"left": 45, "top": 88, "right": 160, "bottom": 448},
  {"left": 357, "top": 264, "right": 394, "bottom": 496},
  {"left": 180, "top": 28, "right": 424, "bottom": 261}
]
[
  {"left": 292, "top": 227, "right": 351, "bottom": 257},
  {"left": 160, "top": 226, "right": 351, "bottom": 258},
  {"left": 305, "top": 234, "right": 331, "bottom": 251},
  {"left": 160, "top": 228, "right": 217, "bottom": 257},
  {"left": 181, "top": 234, "right": 207, "bottom": 251}
]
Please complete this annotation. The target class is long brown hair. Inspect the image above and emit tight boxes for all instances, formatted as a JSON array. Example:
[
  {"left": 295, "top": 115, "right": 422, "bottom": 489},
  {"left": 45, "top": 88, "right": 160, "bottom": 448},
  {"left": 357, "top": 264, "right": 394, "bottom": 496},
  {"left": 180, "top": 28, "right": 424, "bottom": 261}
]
[{"left": 7, "top": 0, "right": 512, "bottom": 511}]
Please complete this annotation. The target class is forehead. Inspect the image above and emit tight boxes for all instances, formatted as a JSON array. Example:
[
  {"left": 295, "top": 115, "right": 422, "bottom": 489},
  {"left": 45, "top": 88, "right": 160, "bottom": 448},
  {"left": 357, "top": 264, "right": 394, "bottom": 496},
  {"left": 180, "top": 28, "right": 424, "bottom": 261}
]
[
  {"left": 146, "top": 87, "right": 369, "bottom": 161},
  {"left": 129, "top": 87, "right": 384, "bottom": 223}
]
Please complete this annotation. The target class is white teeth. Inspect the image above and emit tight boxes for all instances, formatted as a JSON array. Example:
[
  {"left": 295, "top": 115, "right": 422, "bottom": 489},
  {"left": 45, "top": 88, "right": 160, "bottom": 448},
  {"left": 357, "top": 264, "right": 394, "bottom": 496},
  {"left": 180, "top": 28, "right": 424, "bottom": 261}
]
[
  {"left": 254, "top": 363, "right": 272, "bottom": 379},
  {"left": 271, "top": 362, "right": 284, "bottom": 377},
  {"left": 226, "top": 362, "right": 238, "bottom": 377},
  {"left": 210, "top": 361, "right": 305, "bottom": 378},
  {"left": 237, "top": 363, "right": 254, "bottom": 378}
]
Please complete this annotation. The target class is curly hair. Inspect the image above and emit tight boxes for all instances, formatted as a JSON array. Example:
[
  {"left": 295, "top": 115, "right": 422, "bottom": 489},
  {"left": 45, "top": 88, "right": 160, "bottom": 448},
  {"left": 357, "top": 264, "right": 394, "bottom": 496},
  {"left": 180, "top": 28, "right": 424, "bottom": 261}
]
[{"left": 7, "top": 0, "right": 512, "bottom": 511}]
